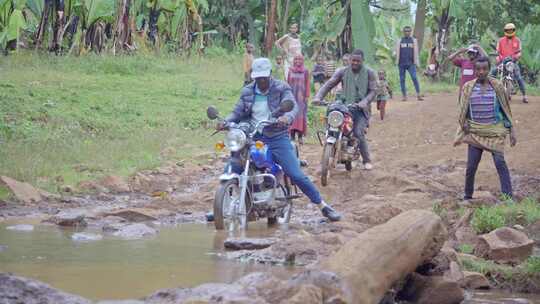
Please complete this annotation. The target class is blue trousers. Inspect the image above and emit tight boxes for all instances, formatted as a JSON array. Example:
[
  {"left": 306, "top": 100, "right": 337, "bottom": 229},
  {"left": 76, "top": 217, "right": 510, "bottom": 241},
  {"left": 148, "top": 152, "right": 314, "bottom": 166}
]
[
  {"left": 465, "top": 145, "right": 513, "bottom": 199},
  {"left": 228, "top": 133, "right": 322, "bottom": 204},
  {"left": 399, "top": 64, "right": 421, "bottom": 96}
]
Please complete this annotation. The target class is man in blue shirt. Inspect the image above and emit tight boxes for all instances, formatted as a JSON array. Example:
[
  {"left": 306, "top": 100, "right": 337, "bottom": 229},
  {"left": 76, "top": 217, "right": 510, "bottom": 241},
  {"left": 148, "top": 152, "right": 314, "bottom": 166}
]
[
  {"left": 395, "top": 26, "right": 423, "bottom": 101},
  {"left": 218, "top": 58, "right": 341, "bottom": 222}
]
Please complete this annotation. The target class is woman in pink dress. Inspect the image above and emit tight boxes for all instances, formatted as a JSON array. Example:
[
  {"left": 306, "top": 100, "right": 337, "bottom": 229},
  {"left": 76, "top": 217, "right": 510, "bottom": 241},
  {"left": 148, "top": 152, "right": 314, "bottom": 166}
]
[{"left": 287, "top": 54, "right": 310, "bottom": 145}]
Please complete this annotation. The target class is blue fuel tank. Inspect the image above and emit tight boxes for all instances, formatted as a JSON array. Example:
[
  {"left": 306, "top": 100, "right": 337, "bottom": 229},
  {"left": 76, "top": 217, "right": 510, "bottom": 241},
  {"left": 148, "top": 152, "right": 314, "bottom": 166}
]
[{"left": 250, "top": 144, "right": 282, "bottom": 176}]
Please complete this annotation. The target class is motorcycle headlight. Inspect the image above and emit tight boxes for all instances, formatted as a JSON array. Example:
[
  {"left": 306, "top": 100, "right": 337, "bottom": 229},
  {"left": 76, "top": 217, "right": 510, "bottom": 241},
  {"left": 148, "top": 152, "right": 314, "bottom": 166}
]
[
  {"left": 224, "top": 129, "right": 247, "bottom": 152},
  {"left": 505, "top": 62, "right": 514, "bottom": 72},
  {"left": 327, "top": 111, "right": 344, "bottom": 128}
]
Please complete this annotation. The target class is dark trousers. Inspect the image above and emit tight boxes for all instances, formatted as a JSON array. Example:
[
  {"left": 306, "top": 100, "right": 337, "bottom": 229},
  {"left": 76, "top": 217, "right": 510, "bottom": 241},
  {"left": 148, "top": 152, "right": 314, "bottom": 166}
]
[
  {"left": 399, "top": 64, "right": 421, "bottom": 96},
  {"left": 352, "top": 110, "right": 371, "bottom": 164},
  {"left": 464, "top": 145, "right": 513, "bottom": 199},
  {"left": 490, "top": 64, "right": 526, "bottom": 95}
]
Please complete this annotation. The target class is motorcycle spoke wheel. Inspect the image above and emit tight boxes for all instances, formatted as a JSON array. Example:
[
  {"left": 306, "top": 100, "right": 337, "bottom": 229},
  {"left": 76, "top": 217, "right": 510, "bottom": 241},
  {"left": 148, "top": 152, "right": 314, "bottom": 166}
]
[
  {"left": 214, "top": 180, "right": 247, "bottom": 230},
  {"left": 321, "top": 144, "right": 333, "bottom": 186}
]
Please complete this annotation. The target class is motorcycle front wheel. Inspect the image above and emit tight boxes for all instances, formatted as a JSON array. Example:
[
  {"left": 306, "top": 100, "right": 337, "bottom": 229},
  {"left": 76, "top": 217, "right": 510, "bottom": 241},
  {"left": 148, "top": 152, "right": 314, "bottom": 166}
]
[
  {"left": 321, "top": 143, "right": 333, "bottom": 186},
  {"left": 214, "top": 179, "right": 249, "bottom": 230}
]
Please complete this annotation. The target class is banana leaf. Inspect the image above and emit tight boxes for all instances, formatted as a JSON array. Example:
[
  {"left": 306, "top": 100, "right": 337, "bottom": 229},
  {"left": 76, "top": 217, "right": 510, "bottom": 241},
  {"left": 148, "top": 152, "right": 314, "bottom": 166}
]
[
  {"left": 351, "top": 0, "right": 374, "bottom": 63},
  {"left": 0, "top": 8, "right": 25, "bottom": 48},
  {"left": 85, "top": 0, "right": 114, "bottom": 26},
  {"left": 25, "top": 0, "right": 43, "bottom": 19}
]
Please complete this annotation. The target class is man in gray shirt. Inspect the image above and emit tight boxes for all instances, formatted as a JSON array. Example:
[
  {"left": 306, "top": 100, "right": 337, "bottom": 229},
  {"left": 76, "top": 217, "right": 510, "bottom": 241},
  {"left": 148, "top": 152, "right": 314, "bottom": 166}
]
[{"left": 313, "top": 49, "right": 377, "bottom": 170}]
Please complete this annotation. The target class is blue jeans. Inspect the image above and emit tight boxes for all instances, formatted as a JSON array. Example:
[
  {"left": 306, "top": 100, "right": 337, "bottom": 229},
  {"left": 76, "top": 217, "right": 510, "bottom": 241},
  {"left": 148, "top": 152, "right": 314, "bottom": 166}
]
[
  {"left": 399, "top": 64, "right": 421, "bottom": 96},
  {"left": 465, "top": 145, "right": 513, "bottom": 199},
  {"left": 228, "top": 133, "right": 322, "bottom": 204}
]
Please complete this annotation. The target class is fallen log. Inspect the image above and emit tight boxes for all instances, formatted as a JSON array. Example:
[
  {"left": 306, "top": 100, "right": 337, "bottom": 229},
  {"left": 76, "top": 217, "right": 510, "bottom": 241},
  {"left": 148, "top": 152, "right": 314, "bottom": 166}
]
[{"left": 320, "top": 209, "right": 447, "bottom": 304}]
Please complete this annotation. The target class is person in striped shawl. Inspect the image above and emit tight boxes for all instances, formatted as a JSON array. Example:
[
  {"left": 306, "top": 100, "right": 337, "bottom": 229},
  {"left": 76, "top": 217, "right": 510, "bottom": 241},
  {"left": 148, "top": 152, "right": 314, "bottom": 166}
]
[{"left": 454, "top": 56, "right": 517, "bottom": 200}]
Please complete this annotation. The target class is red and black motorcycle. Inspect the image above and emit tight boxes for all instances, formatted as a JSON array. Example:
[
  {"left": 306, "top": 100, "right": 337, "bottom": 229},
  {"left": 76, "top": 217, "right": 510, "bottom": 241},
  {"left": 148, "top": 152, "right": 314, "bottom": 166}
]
[{"left": 316, "top": 102, "right": 359, "bottom": 186}]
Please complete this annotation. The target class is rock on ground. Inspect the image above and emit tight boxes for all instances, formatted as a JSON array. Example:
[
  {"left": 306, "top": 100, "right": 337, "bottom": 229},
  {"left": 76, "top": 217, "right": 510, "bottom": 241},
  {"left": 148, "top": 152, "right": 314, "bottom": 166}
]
[
  {"left": 46, "top": 210, "right": 87, "bottom": 227},
  {"left": 475, "top": 227, "right": 534, "bottom": 264},
  {"left": 319, "top": 210, "right": 447, "bottom": 304},
  {"left": 71, "top": 232, "right": 103, "bottom": 242},
  {"left": 397, "top": 273, "right": 465, "bottom": 304},
  {"left": 460, "top": 271, "right": 490, "bottom": 289},
  {"left": 104, "top": 209, "right": 158, "bottom": 223},
  {"left": 99, "top": 175, "right": 131, "bottom": 193},
  {"left": 224, "top": 238, "right": 276, "bottom": 250},
  {"left": 112, "top": 223, "right": 158, "bottom": 240},
  {"left": 0, "top": 176, "right": 45, "bottom": 204},
  {"left": 6, "top": 224, "right": 34, "bottom": 231},
  {"left": 0, "top": 273, "right": 91, "bottom": 304}
]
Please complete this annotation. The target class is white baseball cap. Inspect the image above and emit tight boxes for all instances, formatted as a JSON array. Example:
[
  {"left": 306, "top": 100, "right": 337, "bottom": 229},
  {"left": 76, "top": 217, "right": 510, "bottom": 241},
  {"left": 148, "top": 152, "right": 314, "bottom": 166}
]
[{"left": 251, "top": 58, "right": 272, "bottom": 79}]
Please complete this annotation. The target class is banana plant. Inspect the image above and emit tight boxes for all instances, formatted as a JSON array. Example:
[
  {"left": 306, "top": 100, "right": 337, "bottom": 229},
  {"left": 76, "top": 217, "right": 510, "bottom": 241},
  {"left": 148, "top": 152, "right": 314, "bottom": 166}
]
[{"left": 0, "top": 0, "right": 27, "bottom": 51}]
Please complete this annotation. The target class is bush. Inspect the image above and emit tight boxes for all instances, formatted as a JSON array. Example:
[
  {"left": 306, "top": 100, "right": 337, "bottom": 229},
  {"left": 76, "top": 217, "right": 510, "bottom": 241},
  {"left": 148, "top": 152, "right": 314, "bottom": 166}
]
[{"left": 471, "top": 198, "right": 540, "bottom": 234}]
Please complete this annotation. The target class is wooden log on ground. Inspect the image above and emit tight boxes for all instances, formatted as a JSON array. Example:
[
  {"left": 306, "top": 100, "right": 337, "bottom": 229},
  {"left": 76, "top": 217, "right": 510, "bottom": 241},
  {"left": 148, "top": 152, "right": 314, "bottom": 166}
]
[{"left": 319, "top": 209, "right": 447, "bottom": 304}]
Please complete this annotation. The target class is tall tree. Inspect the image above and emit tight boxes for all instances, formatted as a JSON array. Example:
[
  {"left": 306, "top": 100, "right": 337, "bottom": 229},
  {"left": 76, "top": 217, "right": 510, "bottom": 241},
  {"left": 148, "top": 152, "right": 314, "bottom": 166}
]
[
  {"left": 264, "top": 0, "right": 277, "bottom": 55},
  {"left": 413, "top": 0, "right": 426, "bottom": 52}
]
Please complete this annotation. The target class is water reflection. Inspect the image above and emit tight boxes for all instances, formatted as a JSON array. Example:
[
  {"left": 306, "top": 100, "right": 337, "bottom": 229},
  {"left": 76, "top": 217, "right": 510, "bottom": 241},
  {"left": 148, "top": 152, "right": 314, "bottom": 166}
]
[{"left": 0, "top": 221, "right": 293, "bottom": 300}]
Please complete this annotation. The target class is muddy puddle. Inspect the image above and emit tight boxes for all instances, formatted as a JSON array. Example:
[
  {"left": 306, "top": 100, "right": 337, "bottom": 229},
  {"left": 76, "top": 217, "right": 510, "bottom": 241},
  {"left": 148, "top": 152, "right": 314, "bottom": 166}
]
[{"left": 0, "top": 220, "right": 294, "bottom": 301}]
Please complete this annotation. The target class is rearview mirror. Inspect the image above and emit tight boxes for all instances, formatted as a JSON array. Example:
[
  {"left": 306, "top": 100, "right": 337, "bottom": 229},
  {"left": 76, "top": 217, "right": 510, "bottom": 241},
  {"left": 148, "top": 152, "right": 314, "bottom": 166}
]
[
  {"left": 207, "top": 106, "right": 219, "bottom": 120},
  {"left": 279, "top": 100, "right": 295, "bottom": 113}
]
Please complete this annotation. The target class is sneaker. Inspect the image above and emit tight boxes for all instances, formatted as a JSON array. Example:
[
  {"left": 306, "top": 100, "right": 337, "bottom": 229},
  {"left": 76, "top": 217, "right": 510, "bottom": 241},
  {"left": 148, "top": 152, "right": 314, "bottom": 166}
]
[
  {"left": 205, "top": 212, "right": 214, "bottom": 222},
  {"left": 321, "top": 205, "right": 341, "bottom": 222},
  {"left": 364, "top": 163, "right": 373, "bottom": 170},
  {"left": 417, "top": 95, "right": 424, "bottom": 101},
  {"left": 300, "top": 159, "right": 309, "bottom": 167},
  {"left": 523, "top": 96, "right": 529, "bottom": 103}
]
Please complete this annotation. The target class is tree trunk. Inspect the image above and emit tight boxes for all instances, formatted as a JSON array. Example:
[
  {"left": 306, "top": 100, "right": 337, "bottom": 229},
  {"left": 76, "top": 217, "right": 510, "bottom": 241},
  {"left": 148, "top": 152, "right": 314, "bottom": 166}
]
[
  {"left": 112, "top": 0, "right": 131, "bottom": 54},
  {"left": 320, "top": 210, "right": 447, "bottom": 304},
  {"left": 264, "top": 0, "right": 277, "bottom": 56},
  {"left": 281, "top": 0, "right": 289, "bottom": 36},
  {"left": 35, "top": 0, "right": 51, "bottom": 49},
  {"left": 414, "top": 0, "right": 426, "bottom": 54}
]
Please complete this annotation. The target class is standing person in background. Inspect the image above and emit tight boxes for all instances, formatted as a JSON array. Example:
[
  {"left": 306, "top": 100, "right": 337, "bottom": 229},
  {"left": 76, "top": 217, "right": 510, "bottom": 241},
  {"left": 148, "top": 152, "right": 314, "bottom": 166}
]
[
  {"left": 288, "top": 55, "right": 310, "bottom": 145},
  {"left": 447, "top": 44, "right": 487, "bottom": 92},
  {"left": 274, "top": 55, "right": 286, "bottom": 81},
  {"left": 490, "top": 23, "right": 528, "bottom": 103},
  {"left": 243, "top": 43, "right": 255, "bottom": 85},
  {"left": 376, "top": 70, "right": 392, "bottom": 120},
  {"left": 342, "top": 54, "right": 351, "bottom": 67},
  {"left": 275, "top": 23, "right": 302, "bottom": 79},
  {"left": 396, "top": 26, "right": 423, "bottom": 101},
  {"left": 454, "top": 56, "right": 516, "bottom": 200},
  {"left": 312, "top": 56, "right": 326, "bottom": 93}
]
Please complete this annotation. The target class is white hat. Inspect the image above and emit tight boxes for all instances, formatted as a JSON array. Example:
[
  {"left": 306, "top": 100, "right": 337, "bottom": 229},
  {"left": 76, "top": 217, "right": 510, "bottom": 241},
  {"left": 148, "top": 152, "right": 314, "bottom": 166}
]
[{"left": 251, "top": 58, "right": 272, "bottom": 79}]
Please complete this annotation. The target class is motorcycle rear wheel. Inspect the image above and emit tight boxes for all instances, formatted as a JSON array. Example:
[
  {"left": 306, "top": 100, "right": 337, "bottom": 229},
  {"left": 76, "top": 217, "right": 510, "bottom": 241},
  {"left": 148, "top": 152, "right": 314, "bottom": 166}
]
[
  {"left": 321, "top": 143, "right": 333, "bottom": 186},
  {"left": 345, "top": 160, "right": 353, "bottom": 171},
  {"left": 214, "top": 179, "right": 249, "bottom": 230}
]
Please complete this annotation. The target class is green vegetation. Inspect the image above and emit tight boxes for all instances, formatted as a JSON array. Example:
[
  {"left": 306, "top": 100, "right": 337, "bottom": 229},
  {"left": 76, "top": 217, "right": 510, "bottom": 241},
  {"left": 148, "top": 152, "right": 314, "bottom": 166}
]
[
  {"left": 458, "top": 244, "right": 474, "bottom": 255},
  {"left": 0, "top": 52, "right": 243, "bottom": 194},
  {"left": 460, "top": 255, "right": 540, "bottom": 291},
  {"left": 471, "top": 198, "right": 540, "bottom": 234}
]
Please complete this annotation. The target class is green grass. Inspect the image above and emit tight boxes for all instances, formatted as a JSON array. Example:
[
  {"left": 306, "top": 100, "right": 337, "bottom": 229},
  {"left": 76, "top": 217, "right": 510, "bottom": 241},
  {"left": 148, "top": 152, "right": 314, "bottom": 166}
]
[
  {"left": 0, "top": 52, "right": 243, "bottom": 193},
  {"left": 458, "top": 244, "right": 474, "bottom": 255},
  {"left": 471, "top": 198, "right": 540, "bottom": 234},
  {"left": 460, "top": 255, "right": 540, "bottom": 291}
]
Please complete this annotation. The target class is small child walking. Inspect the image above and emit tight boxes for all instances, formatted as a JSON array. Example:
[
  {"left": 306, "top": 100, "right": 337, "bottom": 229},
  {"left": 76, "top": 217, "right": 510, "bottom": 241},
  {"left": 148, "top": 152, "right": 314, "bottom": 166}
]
[
  {"left": 312, "top": 56, "right": 326, "bottom": 93},
  {"left": 376, "top": 70, "right": 392, "bottom": 120},
  {"left": 274, "top": 55, "right": 286, "bottom": 81},
  {"left": 243, "top": 43, "right": 255, "bottom": 85}
]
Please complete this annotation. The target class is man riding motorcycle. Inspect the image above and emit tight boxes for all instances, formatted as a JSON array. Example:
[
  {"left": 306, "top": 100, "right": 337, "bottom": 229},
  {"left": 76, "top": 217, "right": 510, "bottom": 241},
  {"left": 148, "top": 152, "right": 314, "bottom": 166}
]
[
  {"left": 216, "top": 58, "right": 341, "bottom": 222},
  {"left": 313, "top": 49, "right": 377, "bottom": 170},
  {"left": 490, "top": 23, "right": 528, "bottom": 103}
]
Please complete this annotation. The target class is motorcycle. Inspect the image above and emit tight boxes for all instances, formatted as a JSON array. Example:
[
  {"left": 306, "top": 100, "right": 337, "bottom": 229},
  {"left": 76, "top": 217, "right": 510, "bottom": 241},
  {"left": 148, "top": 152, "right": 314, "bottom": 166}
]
[
  {"left": 497, "top": 57, "right": 518, "bottom": 101},
  {"left": 316, "top": 101, "right": 359, "bottom": 186},
  {"left": 206, "top": 100, "right": 301, "bottom": 230}
]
